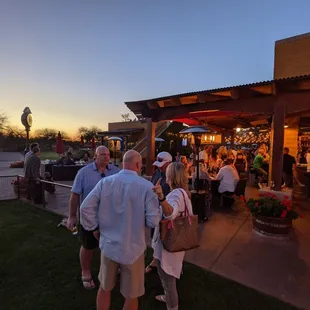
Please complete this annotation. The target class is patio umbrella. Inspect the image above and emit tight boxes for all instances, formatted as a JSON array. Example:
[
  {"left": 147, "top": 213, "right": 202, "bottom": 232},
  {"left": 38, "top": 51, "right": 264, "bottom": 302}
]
[
  {"left": 80, "top": 135, "right": 84, "bottom": 146},
  {"left": 55, "top": 131, "right": 64, "bottom": 154},
  {"left": 91, "top": 137, "right": 96, "bottom": 151}
]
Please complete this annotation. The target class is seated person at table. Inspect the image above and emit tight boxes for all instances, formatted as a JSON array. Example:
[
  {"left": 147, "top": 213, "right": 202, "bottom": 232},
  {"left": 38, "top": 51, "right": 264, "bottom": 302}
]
[
  {"left": 82, "top": 151, "right": 91, "bottom": 163},
  {"left": 208, "top": 148, "right": 220, "bottom": 174},
  {"left": 216, "top": 159, "right": 239, "bottom": 195},
  {"left": 56, "top": 152, "right": 76, "bottom": 166},
  {"left": 253, "top": 148, "right": 268, "bottom": 187},
  {"left": 180, "top": 156, "right": 192, "bottom": 175},
  {"left": 64, "top": 152, "right": 75, "bottom": 165},
  {"left": 56, "top": 153, "right": 66, "bottom": 165},
  {"left": 193, "top": 160, "right": 210, "bottom": 180},
  {"left": 234, "top": 152, "right": 248, "bottom": 176}
]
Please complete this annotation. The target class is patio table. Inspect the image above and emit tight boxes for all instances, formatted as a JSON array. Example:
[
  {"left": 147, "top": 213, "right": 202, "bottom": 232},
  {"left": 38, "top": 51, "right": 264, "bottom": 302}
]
[{"left": 52, "top": 165, "right": 85, "bottom": 181}]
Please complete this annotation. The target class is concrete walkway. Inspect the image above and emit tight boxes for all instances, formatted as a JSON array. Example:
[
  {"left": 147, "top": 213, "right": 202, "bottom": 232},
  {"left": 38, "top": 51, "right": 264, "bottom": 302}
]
[{"left": 185, "top": 187, "right": 310, "bottom": 310}]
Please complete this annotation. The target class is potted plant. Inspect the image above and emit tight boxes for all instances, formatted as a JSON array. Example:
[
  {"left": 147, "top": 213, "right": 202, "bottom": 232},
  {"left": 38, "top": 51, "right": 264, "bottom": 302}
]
[
  {"left": 240, "top": 193, "right": 302, "bottom": 237},
  {"left": 10, "top": 161, "right": 24, "bottom": 168},
  {"left": 11, "top": 177, "right": 28, "bottom": 197}
]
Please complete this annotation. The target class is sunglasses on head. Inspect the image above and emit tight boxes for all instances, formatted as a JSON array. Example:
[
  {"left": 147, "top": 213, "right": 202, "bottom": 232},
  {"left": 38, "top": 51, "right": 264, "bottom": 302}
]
[{"left": 157, "top": 157, "right": 164, "bottom": 162}]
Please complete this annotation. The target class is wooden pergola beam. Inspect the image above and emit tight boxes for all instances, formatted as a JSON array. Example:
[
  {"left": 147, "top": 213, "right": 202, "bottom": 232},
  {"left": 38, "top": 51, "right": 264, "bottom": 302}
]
[
  {"left": 162, "top": 98, "right": 182, "bottom": 107},
  {"left": 151, "top": 95, "right": 275, "bottom": 122},
  {"left": 197, "top": 93, "right": 231, "bottom": 103},
  {"left": 147, "top": 101, "right": 160, "bottom": 109},
  {"left": 285, "top": 91, "right": 310, "bottom": 113},
  {"left": 230, "top": 88, "right": 265, "bottom": 99}
]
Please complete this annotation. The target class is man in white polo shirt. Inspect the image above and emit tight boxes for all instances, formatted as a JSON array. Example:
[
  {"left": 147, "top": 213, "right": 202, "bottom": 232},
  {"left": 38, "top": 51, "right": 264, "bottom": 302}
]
[{"left": 216, "top": 159, "right": 239, "bottom": 194}]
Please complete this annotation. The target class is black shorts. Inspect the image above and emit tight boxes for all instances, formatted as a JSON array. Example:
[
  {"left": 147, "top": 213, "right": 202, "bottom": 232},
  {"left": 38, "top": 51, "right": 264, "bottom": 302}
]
[{"left": 79, "top": 224, "right": 99, "bottom": 250}]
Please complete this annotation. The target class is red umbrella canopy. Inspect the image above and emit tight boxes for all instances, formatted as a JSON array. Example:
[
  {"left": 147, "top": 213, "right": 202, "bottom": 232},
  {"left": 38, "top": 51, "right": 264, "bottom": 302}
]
[
  {"left": 56, "top": 131, "right": 65, "bottom": 154},
  {"left": 80, "top": 135, "right": 84, "bottom": 146},
  {"left": 91, "top": 137, "right": 96, "bottom": 151}
]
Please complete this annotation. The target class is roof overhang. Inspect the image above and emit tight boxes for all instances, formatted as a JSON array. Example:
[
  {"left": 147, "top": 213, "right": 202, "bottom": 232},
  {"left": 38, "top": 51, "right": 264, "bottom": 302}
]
[
  {"left": 125, "top": 75, "right": 310, "bottom": 127},
  {"left": 97, "top": 128, "right": 144, "bottom": 137}
]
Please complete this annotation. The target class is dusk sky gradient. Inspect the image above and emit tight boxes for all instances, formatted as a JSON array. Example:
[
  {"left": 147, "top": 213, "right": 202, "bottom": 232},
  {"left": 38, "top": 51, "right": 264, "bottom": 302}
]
[{"left": 0, "top": 0, "right": 310, "bottom": 136}]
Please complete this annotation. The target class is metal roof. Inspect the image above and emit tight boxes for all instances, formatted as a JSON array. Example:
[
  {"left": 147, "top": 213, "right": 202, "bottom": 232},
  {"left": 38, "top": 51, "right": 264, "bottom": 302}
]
[{"left": 125, "top": 74, "right": 310, "bottom": 105}]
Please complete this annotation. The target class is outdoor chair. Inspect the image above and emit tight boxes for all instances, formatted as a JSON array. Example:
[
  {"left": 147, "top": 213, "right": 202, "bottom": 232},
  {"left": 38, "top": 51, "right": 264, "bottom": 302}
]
[
  {"left": 220, "top": 192, "right": 235, "bottom": 209},
  {"left": 249, "top": 167, "right": 258, "bottom": 185},
  {"left": 235, "top": 178, "right": 248, "bottom": 197}
]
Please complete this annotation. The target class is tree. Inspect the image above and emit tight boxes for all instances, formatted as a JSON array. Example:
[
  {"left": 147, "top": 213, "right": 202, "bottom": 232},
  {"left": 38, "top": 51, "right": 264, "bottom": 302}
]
[
  {"left": 78, "top": 126, "right": 101, "bottom": 143},
  {"left": 34, "top": 128, "right": 57, "bottom": 140},
  {"left": 121, "top": 113, "right": 132, "bottom": 122},
  {"left": 5, "top": 125, "right": 25, "bottom": 139},
  {"left": 0, "top": 112, "right": 8, "bottom": 133}
]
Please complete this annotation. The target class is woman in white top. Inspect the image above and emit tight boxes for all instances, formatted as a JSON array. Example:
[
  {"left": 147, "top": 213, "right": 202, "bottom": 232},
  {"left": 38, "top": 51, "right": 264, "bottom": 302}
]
[{"left": 152, "top": 162, "right": 193, "bottom": 310}]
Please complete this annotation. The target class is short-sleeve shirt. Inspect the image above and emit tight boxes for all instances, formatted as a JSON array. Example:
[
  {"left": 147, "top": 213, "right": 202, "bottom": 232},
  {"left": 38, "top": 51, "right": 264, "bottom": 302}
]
[
  {"left": 283, "top": 154, "right": 296, "bottom": 174},
  {"left": 71, "top": 162, "right": 120, "bottom": 203},
  {"left": 253, "top": 154, "right": 264, "bottom": 169}
]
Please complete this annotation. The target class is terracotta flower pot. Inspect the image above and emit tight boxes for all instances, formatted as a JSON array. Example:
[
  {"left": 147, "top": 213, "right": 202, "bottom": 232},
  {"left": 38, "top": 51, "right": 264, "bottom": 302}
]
[{"left": 252, "top": 215, "right": 292, "bottom": 238}]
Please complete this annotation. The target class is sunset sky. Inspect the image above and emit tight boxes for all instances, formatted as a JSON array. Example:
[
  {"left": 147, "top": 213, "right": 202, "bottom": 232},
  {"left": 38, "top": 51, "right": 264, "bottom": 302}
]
[{"left": 1, "top": 0, "right": 310, "bottom": 137}]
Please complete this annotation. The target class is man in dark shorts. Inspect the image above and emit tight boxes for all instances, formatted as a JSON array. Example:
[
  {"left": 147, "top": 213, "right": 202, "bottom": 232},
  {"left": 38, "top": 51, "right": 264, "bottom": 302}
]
[
  {"left": 67, "top": 146, "right": 119, "bottom": 289},
  {"left": 283, "top": 147, "right": 296, "bottom": 188}
]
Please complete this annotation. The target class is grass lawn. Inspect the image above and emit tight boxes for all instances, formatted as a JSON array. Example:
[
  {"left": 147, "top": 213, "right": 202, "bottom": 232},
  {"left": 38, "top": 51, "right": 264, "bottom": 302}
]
[
  {"left": 0, "top": 201, "right": 300, "bottom": 310},
  {"left": 39, "top": 151, "right": 60, "bottom": 160}
]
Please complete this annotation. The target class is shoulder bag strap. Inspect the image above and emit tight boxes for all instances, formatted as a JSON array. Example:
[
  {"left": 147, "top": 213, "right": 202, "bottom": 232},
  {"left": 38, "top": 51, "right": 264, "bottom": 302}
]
[{"left": 178, "top": 188, "right": 190, "bottom": 217}]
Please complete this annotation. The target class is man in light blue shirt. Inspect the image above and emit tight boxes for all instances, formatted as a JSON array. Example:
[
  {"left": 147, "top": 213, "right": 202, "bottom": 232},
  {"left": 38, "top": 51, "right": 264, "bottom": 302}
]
[
  {"left": 80, "top": 150, "right": 160, "bottom": 310},
  {"left": 67, "top": 146, "right": 119, "bottom": 290}
]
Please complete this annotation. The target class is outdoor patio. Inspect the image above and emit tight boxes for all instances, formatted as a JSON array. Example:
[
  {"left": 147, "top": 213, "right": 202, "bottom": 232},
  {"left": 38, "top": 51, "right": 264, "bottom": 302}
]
[
  {"left": 1, "top": 157, "right": 310, "bottom": 309},
  {"left": 185, "top": 187, "right": 310, "bottom": 310}
]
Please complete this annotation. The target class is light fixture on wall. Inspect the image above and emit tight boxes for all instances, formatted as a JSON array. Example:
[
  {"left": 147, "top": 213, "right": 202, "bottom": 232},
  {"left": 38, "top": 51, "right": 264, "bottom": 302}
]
[{"left": 284, "top": 124, "right": 288, "bottom": 128}]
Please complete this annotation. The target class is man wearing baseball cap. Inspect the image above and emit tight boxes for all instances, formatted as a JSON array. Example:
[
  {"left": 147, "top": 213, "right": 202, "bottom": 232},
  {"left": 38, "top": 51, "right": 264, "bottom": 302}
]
[{"left": 151, "top": 152, "right": 172, "bottom": 197}]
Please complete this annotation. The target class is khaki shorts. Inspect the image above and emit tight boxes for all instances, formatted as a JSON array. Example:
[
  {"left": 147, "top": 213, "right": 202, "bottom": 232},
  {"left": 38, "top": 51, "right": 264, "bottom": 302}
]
[{"left": 98, "top": 252, "right": 145, "bottom": 299}]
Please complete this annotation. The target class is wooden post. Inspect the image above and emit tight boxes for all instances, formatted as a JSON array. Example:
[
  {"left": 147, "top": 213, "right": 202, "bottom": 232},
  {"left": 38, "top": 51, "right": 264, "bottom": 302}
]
[
  {"left": 270, "top": 97, "right": 286, "bottom": 191},
  {"left": 146, "top": 118, "right": 155, "bottom": 176}
]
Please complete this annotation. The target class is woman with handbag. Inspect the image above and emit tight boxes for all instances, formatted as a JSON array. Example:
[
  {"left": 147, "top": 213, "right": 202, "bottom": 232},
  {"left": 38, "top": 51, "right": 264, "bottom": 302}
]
[{"left": 152, "top": 162, "right": 197, "bottom": 310}]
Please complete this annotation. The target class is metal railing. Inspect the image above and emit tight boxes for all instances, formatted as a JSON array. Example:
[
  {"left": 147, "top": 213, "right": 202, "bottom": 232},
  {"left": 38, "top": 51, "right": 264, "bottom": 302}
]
[
  {"left": 0, "top": 175, "right": 73, "bottom": 216},
  {"left": 40, "top": 180, "right": 72, "bottom": 214},
  {"left": 0, "top": 175, "right": 21, "bottom": 200}
]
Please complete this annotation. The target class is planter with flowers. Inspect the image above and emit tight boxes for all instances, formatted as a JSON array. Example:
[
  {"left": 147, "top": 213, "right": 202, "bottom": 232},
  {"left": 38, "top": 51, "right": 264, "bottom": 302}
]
[
  {"left": 11, "top": 177, "right": 28, "bottom": 197},
  {"left": 240, "top": 193, "right": 302, "bottom": 238},
  {"left": 10, "top": 161, "right": 24, "bottom": 168}
]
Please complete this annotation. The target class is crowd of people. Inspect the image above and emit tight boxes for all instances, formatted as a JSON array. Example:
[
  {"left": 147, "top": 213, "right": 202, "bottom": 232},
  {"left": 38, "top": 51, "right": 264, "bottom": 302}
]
[
  {"left": 174, "top": 143, "right": 302, "bottom": 190},
  {"left": 23, "top": 142, "right": 309, "bottom": 310},
  {"left": 63, "top": 144, "right": 271, "bottom": 310},
  {"left": 67, "top": 146, "right": 192, "bottom": 310}
]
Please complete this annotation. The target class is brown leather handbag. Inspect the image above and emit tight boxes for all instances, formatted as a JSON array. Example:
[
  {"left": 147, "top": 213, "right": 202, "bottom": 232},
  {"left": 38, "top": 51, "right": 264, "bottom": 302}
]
[{"left": 160, "top": 189, "right": 200, "bottom": 253}]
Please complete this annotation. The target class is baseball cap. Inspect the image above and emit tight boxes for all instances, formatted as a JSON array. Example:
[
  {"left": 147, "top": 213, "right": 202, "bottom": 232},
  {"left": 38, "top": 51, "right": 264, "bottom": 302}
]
[{"left": 153, "top": 152, "right": 173, "bottom": 168}]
